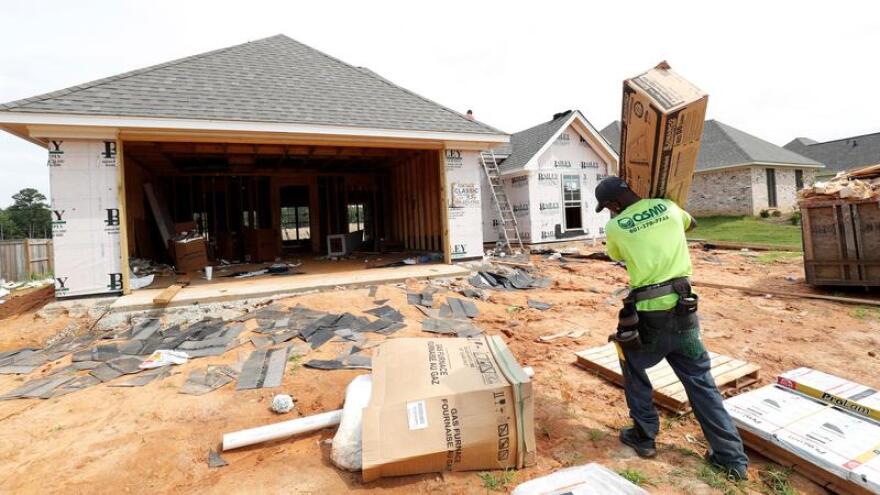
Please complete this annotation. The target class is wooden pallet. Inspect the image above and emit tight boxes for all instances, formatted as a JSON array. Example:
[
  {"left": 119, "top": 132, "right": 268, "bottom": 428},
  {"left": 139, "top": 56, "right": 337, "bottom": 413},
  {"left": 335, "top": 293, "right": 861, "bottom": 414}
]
[
  {"left": 739, "top": 429, "right": 873, "bottom": 495},
  {"left": 574, "top": 344, "right": 760, "bottom": 414}
]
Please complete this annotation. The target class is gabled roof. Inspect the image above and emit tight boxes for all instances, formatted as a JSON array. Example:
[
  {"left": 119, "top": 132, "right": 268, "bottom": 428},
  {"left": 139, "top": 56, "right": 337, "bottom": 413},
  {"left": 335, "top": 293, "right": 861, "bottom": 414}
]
[
  {"left": 0, "top": 35, "right": 502, "bottom": 135},
  {"left": 498, "top": 110, "right": 617, "bottom": 173},
  {"left": 602, "top": 119, "right": 822, "bottom": 171},
  {"left": 697, "top": 120, "right": 821, "bottom": 171},
  {"left": 599, "top": 121, "right": 621, "bottom": 154},
  {"left": 784, "top": 132, "right": 880, "bottom": 174}
]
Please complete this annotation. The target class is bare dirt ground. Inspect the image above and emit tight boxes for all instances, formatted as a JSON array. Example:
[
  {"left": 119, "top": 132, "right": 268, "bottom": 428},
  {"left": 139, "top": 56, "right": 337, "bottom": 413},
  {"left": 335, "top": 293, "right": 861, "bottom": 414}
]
[{"left": 1, "top": 247, "right": 879, "bottom": 494}]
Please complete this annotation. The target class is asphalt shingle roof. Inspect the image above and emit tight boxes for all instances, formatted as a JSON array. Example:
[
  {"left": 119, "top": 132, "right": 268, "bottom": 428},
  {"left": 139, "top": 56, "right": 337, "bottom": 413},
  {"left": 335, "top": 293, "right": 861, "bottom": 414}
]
[
  {"left": 601, "top": 119, "right": 821, "bottom": 171},
  {"left": 784, "top": 132, "right": 880, "bottom": 174},
  {"left": 697, "top": 120, "right": 821, "bottom": 170},
  {"left": 498, "top": 111, "right": 573, "bottom": 173},
  {"left": 0, "top": 35, "right": 501, "bottom": 135},
  {"left": 599, "top": 121, "right": 621, "bottom": 154}
]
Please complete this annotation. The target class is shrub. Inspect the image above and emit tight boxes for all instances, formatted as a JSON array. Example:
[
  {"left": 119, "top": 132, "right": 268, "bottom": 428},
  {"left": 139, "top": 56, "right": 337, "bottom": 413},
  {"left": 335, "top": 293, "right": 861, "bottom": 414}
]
[
  {"left": 789, "top": 212, "right": 801, "bottom": 225},
  {"left": 759, "top": 210, "right": 770, "bottom": 218},
  {"left": 771, "top": 210, "right": 782, "bottom": 217}
]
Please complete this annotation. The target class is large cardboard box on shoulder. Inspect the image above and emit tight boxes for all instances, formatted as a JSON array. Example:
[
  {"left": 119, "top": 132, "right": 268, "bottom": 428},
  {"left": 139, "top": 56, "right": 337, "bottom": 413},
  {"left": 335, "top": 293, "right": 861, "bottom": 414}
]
[
  {"left": 620, "top": 61, "right": 708, "bottom": 206},
  {"left": 361, "top": 336, "right": 535, "bottom": 481}
]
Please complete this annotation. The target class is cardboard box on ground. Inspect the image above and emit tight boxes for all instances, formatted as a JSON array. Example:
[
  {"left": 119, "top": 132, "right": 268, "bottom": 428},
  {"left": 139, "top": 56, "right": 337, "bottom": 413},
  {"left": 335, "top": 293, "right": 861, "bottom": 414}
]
[
  {"left": 361, "top": 336, "right": 535, "bottom": 481},
  {"left": 619, "top": 61, "right": 708, "bottom": 206},
  {"left": 171, "top": 222, "right": 208, "bottom": 272}
]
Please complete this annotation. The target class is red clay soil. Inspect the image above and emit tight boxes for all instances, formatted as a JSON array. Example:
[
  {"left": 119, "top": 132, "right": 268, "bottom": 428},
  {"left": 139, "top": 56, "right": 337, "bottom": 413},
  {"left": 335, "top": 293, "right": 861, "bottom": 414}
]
[
  {"left": 0, "top": 284, "right": 54, "bottom": 321},
  {"left": 0, "top": 250, "right": 878, "bottom": 494}
]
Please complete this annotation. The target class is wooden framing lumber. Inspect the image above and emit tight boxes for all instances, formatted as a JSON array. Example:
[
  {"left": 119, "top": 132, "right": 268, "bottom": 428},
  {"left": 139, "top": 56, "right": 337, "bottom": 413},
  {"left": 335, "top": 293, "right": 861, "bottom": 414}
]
[
  {"left": 695, "top": 240, "right": 801, "bottom": 252},
  {"left": 574, "top": 344, "right": 759, "bottom": 414},
  {"left": 153, "top": 284, "right": 184, "bottom": 305},
  {"left": 692, "top": 280, "right": 880, "bottom": 306},
  {"left": 438, "top": 150, "right": 451, "bottom": 264},
  {"left": 117, "top": 139, "right": 131, "bottom": 294}
]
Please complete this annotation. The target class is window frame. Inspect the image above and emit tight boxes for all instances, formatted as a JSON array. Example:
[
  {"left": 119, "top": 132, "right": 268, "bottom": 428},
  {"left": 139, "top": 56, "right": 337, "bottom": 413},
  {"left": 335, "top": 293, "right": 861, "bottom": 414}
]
[
  {"left": 561, "top": 173, "right": 584, "bottom": 231},
  {"left": 766, "top": 168, "right": 778, "bottom": 208}
]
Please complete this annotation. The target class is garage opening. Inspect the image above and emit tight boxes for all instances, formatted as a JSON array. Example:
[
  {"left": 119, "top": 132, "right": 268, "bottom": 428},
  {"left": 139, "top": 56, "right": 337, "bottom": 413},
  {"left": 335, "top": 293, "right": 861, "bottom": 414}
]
[{"left": 122, "top": 141, "right": 445, "bottom": 289}]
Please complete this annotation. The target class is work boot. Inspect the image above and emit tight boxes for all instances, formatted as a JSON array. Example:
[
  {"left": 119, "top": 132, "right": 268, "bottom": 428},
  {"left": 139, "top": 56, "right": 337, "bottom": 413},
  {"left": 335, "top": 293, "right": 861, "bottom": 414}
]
[
  {"left": 705, "top": 452, "right": 749, "bottom": 481},
  {"left": 619, "top": 427, "right": 657, "bottom": 458}
]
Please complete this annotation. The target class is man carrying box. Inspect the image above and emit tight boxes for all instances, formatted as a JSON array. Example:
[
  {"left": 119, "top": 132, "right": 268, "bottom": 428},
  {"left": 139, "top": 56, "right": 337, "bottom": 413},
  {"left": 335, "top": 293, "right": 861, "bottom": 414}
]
[{"left": 594, "top": 176, "right": 749, "bottom": 480}]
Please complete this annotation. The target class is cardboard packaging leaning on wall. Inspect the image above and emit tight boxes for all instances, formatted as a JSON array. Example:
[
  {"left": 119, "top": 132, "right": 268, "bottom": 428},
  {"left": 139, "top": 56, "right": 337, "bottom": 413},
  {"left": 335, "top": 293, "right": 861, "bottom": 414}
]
[
  {"left": 361, "top": 336, "right": 535, "bottom": 481},
  {"left": 619, "top": 61, "right": 708, "bottom": 206}
]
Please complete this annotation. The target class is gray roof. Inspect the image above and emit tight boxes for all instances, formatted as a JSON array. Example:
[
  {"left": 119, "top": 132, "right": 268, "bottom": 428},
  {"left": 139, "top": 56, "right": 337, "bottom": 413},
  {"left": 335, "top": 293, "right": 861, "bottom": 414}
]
[
  {"left": 602, "top": 119, "right": 821, "bottom": 171},
  {"left": 0, "top": 34, "right": 501, "bottom": 135},
  {"left": 600, "top": 121, "right": 621, "bottom": 154},
  {"left": 784, "top": 132, "right": 880, "bottom": 174},
  {"left": 697, "top": 120, "right": 821, "bottom": 170},
  {"left": 498, "top": 111, "right": 572, "bottom": 172}
]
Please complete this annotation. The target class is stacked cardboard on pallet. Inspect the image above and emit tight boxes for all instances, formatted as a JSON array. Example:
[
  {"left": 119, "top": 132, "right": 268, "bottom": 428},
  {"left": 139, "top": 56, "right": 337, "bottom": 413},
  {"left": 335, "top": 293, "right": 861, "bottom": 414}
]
[
  {"left": 725, "top": 383, "right": 880, "bottom": 493},
  {"left": 619, "top": 62, "right": 708, "bottom": 206},
  {"left": 778, "top": 367, "right": 880, "bottom": 422},
  {"left": 361, "top": 336, "right": 535, "bottom": 481}
]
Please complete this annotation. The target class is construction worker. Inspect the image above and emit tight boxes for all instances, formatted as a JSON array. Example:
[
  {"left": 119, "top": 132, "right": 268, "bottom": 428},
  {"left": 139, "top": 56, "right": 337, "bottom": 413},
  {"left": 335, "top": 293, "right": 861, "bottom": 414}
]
[{"left": 594, "top": 176, "right": 749, "bottom": 480}]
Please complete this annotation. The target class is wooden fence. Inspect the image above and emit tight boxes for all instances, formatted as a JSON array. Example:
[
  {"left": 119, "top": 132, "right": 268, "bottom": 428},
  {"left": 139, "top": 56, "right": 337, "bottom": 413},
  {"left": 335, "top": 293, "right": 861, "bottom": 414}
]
[{"left": 0, "top": 239, "right": 53, "bottom": 282}]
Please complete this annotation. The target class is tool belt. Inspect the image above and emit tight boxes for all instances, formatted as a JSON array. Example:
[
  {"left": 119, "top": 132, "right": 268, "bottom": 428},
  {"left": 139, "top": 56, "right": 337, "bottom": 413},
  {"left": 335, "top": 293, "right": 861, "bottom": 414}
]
[{"left": 609, "top": 277, "right": 698, "bottom": 350}]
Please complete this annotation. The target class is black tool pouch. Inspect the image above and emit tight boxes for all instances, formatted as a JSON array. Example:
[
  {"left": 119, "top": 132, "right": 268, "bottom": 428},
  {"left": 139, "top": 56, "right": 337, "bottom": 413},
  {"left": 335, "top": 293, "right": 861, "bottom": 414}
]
[
  {"left": 672, "top": 278, "right": 699, "bottom": 315},
  {"left": 612, "top": 298, "right": 641, "bottom": 349}
]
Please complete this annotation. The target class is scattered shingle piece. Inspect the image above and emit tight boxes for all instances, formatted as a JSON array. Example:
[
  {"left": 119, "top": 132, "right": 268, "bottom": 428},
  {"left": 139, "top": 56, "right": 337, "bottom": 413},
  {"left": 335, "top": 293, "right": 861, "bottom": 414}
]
[
  {"left": 528, "top": 299, "right": 553, "bottom": 311},
  {"left": 262, "top": 347, "right": 290, "bottom": 388},
  {"left": 208, "top": 449, "right": 229, "bottom": 468},
  {"left": 111, "top": 366, "right": 172, "bottom": 387},
  {"left": 180, "top": 365, "right": 237, "bottom": 395},
  {"left": 236, "top": 348, "right": 268, "bottom": 390},
  {"left": 365, "top": 305, "right": 404, "bottom": 322}
]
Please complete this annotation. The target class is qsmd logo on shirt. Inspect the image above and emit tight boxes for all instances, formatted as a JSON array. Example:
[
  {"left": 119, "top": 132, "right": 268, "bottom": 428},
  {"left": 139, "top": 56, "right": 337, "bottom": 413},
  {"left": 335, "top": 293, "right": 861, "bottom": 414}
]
[{"left": 617, "top": 203, "right": 668, "bottom": 230}]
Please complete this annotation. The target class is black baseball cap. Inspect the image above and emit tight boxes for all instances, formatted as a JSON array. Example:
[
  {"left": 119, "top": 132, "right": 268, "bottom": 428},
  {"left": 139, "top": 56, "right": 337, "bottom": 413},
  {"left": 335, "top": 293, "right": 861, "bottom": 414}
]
[{"left": 594, "top": 176, "right": 631, "bottom": 212}]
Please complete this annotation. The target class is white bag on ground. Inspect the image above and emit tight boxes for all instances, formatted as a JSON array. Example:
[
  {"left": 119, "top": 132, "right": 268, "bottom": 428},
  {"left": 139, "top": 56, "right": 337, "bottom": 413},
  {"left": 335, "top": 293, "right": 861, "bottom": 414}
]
[
  {"left": 511, "top": 463, "right": 648, "bottom": 495},
  {"left": 139, "top": 349, "right": 189, "bottom": 369},
  {"left": 330, "top": 374, "right": 372, "bottom": 471}
]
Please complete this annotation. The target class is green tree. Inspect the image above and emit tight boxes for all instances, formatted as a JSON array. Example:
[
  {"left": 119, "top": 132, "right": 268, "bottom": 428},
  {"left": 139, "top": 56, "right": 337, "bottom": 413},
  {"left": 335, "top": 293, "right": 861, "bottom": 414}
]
[
  {"left": 7, "top": 188, "right": 51, "bottom": 239},
  {"left": 0, "top": 208, "right": 23, "bottom": 239}
]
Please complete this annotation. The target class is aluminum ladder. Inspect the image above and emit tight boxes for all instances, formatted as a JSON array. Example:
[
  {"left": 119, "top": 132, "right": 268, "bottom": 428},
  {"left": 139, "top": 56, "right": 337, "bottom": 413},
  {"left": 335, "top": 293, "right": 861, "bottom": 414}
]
[{"left": 479, "top": 150, "right": 524, "bottom": 254}]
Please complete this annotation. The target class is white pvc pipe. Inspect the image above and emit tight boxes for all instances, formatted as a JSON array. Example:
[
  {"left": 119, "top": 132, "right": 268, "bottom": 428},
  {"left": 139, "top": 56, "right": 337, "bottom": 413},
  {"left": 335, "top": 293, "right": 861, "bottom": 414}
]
[{"left": 222, "top": 409, "right": 343, "bottom": 451}]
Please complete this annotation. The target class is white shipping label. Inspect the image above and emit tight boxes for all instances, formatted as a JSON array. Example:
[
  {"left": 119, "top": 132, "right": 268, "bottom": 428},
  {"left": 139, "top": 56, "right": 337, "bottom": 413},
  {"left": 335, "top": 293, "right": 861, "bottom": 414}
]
[{"left": 406, "top": 400, "right": 428, "bottom": 430}]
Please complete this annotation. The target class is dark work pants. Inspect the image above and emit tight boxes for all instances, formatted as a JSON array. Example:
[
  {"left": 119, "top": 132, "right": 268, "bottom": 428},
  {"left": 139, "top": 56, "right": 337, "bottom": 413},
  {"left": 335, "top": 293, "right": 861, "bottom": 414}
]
[{"left": 618, "top": 310, "right": 749, "bottom": 470}]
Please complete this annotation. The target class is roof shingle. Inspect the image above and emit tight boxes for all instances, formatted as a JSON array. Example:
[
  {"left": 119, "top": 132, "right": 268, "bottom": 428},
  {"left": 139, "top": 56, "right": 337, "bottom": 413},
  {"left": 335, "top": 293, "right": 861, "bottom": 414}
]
[
  {"left": 784, "top": 132, "right": 880, "bottom": 174},
  {"left": 497, "top": 111, "right": 572, "bottom": 172},
  {"left": 0, "top": 35, "right": 502, "bottom": 135}
]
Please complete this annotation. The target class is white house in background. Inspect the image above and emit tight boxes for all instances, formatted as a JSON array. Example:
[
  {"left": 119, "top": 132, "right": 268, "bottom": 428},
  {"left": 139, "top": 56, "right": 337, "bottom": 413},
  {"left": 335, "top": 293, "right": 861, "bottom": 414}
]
[{"left": 482, "top": 110, "right": 618, "bottom": 246}]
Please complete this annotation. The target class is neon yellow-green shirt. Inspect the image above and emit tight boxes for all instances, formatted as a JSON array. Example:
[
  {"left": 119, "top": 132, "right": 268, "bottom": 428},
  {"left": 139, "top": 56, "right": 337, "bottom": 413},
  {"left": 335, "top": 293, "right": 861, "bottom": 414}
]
[{"left": 605, "top": 198, "right": 693, "bottom": 311}]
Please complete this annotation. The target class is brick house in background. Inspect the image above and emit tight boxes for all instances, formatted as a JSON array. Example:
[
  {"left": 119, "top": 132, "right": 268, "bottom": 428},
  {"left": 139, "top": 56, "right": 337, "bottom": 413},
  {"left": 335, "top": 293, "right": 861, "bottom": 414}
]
[
  {"left": 784, "top": 132, "right": 880, "bottom": 180},
  {"left": 600, "top": 120, "right": 823, "bottom": 216}
]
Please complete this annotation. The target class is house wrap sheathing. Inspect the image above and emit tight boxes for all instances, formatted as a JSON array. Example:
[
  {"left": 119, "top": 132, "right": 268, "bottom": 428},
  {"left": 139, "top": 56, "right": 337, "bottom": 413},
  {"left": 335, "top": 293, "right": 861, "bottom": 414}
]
[{"left": 482, "top": 110, "right": 618, "bottom": 245}]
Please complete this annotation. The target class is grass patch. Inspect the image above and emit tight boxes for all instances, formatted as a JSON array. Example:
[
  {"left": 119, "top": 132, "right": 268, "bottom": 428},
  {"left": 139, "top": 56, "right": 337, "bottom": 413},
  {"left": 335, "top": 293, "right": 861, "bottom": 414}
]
[
  {"left": 697, "top": 462, "right": 745, "bottom": 495},
  {"left": 586, "top": 428, "right": 608, "bottom": 443},
  {"left": 689, "top": 216, "right": 803, "bottom": 250},
  {"left": 758, "top": 465, "right": 797, "bottom": 495},
  {"left": 853, "top": 307, "right": 880, "bottom": 321},
  {"left": 287, "top": 354, "right": 302, "bottom": 374},
  {"left": 477, "top": 470, "right": 517, "bottom": 491},
  {"left": 756, "top": 251, "right": 802, "bottom": 264},
  {"left": 617, "top": 468, "right": 649, "bottom": 486},
  {"left": 671, "top": 445, "right": 701, "bottom": 459}
]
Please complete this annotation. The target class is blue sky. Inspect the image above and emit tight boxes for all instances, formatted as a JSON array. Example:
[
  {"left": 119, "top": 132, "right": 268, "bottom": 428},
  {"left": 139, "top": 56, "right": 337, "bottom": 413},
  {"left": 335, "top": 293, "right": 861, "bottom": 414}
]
[{"left": 1, "top": 0, "right": 877, "bottom": 204}]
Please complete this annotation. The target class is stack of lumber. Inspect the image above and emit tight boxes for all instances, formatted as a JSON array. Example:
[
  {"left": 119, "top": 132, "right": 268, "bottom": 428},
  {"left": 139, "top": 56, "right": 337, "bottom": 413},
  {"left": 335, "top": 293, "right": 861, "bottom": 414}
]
[{"left": 799, "top": 164, "right": 880, "bottom": 203}]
